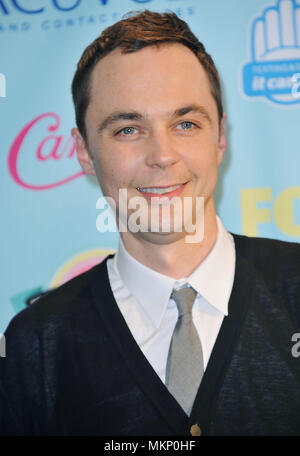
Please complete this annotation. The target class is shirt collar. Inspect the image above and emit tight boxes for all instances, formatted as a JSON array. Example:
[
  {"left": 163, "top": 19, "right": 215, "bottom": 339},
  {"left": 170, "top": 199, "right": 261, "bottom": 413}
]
[
  {"left": 115, "top": 216, "right": 235, "bottom": 328},
  {"left": 115, "top": 238, "right": 175, "bottom": 328},
  {"left": 184, "top": 216, "right": 235, "bottom": 316}
]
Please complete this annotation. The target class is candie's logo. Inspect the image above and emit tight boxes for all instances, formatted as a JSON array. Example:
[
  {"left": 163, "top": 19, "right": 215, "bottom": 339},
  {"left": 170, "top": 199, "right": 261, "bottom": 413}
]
[
  {"left": 242, "top": 0, "right": 300, "bottom": 104},
  {"left": 8, "top": 112, "right": 84, "bottom": 190}
]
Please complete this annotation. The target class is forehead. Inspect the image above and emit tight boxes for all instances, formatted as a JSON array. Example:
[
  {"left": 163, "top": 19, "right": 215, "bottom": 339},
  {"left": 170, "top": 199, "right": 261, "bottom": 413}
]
[{"left": 87, "top": 43, "right": 218, "bottom": 122}]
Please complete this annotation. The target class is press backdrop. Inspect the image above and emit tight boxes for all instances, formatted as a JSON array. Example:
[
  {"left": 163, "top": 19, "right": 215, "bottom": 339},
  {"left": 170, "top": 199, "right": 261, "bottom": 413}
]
[{"left": 1, "top": 0, "right": 300, "bottom": 332}]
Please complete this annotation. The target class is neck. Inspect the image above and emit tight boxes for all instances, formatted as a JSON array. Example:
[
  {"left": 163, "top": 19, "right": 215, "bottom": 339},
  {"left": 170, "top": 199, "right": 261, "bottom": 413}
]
[{"left": 120, "top": 199, "right": 218, "bottom": 279}]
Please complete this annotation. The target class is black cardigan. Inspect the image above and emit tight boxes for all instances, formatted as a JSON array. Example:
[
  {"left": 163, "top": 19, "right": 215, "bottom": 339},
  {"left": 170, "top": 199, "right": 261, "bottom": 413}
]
[{"left": 0, "top": 234, "right": 300, "bottom": 436}]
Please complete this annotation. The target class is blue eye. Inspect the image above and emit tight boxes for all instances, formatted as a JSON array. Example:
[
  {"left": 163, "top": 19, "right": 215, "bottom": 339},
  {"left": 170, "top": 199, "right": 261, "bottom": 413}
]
[
  {"left": 119, "top": 127, "right": 136, "bottom": 135},
  {"left": 180, "top": 121, "right": 194, "bottom": 129}
]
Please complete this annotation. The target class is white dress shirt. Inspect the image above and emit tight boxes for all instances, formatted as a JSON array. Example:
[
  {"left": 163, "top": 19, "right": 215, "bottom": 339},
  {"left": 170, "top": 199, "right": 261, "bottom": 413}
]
[{"left": 106, "top": 216, "right": 236, "bottom": 384}]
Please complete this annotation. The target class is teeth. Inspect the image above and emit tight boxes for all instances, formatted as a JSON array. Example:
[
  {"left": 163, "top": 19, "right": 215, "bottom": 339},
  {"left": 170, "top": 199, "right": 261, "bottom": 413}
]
[{"left": 137, "top": 185, "right": 182, "bottom": 194}]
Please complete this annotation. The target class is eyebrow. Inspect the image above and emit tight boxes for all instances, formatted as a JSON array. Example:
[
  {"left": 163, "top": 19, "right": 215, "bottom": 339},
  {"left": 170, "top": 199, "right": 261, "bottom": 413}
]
[{"left": 96, "top": 103, "right": 211, "bottom": 134}]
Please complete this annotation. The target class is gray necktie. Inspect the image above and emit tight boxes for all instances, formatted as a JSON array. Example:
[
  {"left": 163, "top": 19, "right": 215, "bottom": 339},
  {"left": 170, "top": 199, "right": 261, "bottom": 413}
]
[{"left": 165, "top": 286, "right": 204, "bottom": 415}]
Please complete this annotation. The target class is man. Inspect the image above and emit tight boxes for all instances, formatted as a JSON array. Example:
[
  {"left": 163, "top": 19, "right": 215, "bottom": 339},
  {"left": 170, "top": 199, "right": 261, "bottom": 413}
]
[{"left": 0, "top": 10, "right": 299, "bottom": 436}]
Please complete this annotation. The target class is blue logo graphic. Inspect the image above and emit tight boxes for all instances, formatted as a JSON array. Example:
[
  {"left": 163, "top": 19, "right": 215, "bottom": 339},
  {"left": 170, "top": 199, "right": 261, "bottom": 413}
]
[
  {"left": 0, "top": 0, "right": 152, "bottom": 15},
  {"left": 242, "top": 0, "right": 300, "bottom": 104}
]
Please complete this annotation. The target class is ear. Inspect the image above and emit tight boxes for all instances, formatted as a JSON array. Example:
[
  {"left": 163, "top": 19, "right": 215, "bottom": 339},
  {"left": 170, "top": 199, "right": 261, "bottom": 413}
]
[
  {"left": 71, "top": 128, "right": 96, "bottom": 176},
  {"left": 217, "top": 113, "right": 227, "bottom": 165}
]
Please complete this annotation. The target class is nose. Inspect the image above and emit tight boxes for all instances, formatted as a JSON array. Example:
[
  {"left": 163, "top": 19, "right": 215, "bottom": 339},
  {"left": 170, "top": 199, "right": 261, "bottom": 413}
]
[{"left": 145, "top": 130, "right": 180, "bottom": 169}]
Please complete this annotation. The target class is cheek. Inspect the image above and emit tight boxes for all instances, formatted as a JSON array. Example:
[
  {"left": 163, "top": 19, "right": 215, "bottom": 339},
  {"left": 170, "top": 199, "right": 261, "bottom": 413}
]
[
  {"left": 93, "top": 146, "right": 137, "bottom": 190},
  {"left": 97, "top": 162, "right": 124, "bottom": 192},
  {"left": 187, "top": 143, "right": 219, "bottom": 176}
]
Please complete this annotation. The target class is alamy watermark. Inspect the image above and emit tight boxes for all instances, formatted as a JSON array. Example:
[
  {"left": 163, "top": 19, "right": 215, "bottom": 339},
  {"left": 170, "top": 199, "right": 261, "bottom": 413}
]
[
  {"left": 0, "top": 73, "right": 6, "bottom": 98},
  {"left": 291, "top": 333, "right": 300, "bottom": 358},
  {"left": 291, "top": 73, "right": 300, "bottom": 99},
  {"left": 96, "top": 189, "right": 205, "bottom": 243},
  {"left": 0, "top": 334, "right": 6, "bottom": 357}
]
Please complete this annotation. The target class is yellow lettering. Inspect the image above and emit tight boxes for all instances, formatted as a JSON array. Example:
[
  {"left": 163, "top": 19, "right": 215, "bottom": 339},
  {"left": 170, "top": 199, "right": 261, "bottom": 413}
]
[
  {"left": 241, "top": 188, "right": 272, "bottom": 236},
  {"left": 274, "top": 187, "right": 300, "bottom": 236}
]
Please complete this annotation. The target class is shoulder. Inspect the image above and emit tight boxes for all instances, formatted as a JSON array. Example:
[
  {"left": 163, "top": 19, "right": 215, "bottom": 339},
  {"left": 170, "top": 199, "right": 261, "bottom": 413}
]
[
  {"left": 4, "top": 256, "right": 112, "bottom": 342},
  {"left": 231, "top": 234, "right": 300, "bottom": 327},
  {"left": 231, "top": 233, "right": 300, "bottom": 304},
  {"left": 232, "top": 233, "right": 300, "bottom": 267}
]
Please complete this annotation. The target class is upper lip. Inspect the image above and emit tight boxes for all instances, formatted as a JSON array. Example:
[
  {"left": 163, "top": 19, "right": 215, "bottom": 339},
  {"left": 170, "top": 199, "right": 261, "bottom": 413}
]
[{"left": 136, "top": 182, "right": 187, "bottom": 189}]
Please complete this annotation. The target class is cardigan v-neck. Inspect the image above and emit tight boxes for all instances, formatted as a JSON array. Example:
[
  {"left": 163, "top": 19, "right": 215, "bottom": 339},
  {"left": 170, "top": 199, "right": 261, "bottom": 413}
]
[{"left": 88, "top": 242, "right": 253, "bottom": 435}]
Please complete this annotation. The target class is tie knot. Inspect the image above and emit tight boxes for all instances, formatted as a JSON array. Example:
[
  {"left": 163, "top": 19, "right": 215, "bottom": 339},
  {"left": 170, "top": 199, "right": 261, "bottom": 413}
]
[{"left": 171, "top": 286, "right": 197, "bottom": 316}]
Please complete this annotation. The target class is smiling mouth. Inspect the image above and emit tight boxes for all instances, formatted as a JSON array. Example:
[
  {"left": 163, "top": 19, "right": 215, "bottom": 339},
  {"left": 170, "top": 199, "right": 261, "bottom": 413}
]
[{"left": 136, "top": 183, "right": 186, "bottom": 195}]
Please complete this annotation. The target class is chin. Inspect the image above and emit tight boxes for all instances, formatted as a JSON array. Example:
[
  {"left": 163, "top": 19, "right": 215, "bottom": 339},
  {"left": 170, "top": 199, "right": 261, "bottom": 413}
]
[{"left": 133, "top": 230, "right": 190, "bottom": 246}]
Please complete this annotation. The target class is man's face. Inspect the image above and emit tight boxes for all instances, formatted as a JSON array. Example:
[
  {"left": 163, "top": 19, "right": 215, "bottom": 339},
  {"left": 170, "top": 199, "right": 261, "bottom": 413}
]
[{"left": 73, "top": 43, "right": 226, "bottom": 244}]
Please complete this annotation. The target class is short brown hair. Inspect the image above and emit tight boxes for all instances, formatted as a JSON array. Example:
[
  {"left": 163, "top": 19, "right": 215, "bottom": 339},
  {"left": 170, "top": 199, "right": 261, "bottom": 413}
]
[{"left": 71, "top": 10, "right": 223, "bottom": 141}]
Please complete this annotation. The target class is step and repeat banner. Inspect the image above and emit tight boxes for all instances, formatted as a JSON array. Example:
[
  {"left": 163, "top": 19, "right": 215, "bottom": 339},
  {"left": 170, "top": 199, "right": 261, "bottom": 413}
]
[{"left": 1, "top": 0, "right": 300, "bottom": 332}]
